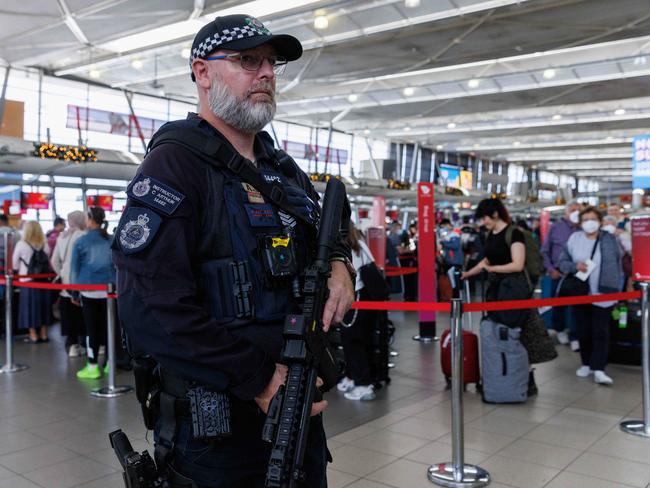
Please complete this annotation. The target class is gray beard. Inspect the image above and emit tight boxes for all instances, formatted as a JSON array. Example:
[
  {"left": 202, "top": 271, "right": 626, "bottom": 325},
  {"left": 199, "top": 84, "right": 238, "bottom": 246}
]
[{"left": 208, "top": 77, "right": 276, "bottom": 134}]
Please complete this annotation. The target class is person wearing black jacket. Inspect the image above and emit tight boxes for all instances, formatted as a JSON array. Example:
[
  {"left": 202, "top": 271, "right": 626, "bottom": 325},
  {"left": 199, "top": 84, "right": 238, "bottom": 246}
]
[{"left": 112, "top": 14, "right": 354, "bottom": 488}]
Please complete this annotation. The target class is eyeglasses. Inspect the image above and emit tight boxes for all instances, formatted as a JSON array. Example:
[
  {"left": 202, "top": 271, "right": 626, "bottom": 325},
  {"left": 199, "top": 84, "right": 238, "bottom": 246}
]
[{"left": 205, "top": 53, "right": 287, "bottom": 75}]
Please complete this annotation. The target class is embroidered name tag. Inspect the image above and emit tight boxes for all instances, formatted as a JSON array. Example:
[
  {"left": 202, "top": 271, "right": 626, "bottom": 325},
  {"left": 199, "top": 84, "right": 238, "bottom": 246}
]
[
  {"left": 117, "top": 207, "right": 162, "bottom": 254},
  {"left": 128, "top": 174, "right": 185, "bottom": 215},
  {"left": 260, "top": 170, "right": 285, "bottom": 185},
  {"left": 244, "top": 204, "right": 277, "bottom": 227}
]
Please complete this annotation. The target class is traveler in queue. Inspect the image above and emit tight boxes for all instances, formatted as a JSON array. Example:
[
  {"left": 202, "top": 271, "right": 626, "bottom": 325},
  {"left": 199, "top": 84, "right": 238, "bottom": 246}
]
[
  {"left": 541, "top": 202, "right": 580, "bottom": 350},
  {"left": 111, "top": 14, "right": 354, "bottom": 487},
  {"left": 461, "top": 198, "right": 541, "bottom": 396},
  {"left": 338, "top": 222, "right": 378, "bottom": 401},
  {"left": 558, "top": 206, "right": 623, "bottom": 385},
  {"left": 51, "top": 211, "right": 87, "bottom": 357},
  {"left": 71, "top": 207, "right": 115, "bottom": 379},
  {"left": 13, "top": 221, "right": 52, "bottom": 343}
]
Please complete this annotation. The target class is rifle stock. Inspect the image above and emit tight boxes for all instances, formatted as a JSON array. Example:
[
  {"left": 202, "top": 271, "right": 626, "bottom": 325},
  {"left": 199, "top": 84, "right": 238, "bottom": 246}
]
[{"left": 263, "top": 178, "right": 348, "bottom": 487}]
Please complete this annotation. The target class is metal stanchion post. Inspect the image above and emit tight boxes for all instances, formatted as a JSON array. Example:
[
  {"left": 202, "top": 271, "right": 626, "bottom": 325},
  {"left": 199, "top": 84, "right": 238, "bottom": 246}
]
[
  {"left": 620, "top": 282, "right": 650, "bottom": 437},
  {"left": 91, "top": 283, "right": 133, "bottom": 398},
  {"left": 428, "top": 298, "right": 489, "bottom": 487},
  {"left": 0, "top": 232, "right": 28, "bottom": 374}
]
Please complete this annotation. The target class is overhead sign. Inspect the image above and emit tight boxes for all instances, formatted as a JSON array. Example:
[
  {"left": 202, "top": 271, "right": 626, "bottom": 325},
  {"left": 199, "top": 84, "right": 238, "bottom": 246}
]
[
  {"left": 460, "top": 170, "right": 473, "bottom": 190},
  {"left": 633, "top": 135, "right": 650, "bottom": 190},
  {"left": 20, "top": 192, "right": 50, "bottom": 210},
  {"left": 631, "top": 215, "right": 650, "bottom": 282},
  {"left": 67, "top": 105, "right": 165, "bottom": 139},
  {"left": 87, "top": 195, "right": 114, "bottom": 212},
  {"left": 439, "top": 164, "right": 460, "bottom": 187}
]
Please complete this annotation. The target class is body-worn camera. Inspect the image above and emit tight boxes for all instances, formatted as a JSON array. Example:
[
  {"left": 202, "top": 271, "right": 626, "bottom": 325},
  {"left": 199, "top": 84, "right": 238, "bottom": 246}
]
[{"left": 261, "top": 235, "right": 297, "bottom": 279}]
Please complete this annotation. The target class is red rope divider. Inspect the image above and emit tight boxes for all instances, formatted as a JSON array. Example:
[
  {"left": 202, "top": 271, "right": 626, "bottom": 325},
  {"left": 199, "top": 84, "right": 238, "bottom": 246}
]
[
  {"left": 353, "top": 290, "right": 641, "bottom": 313},
  {"left": 14, "top": 273, "right": 58, "bottom": 280},
  {"left": 352, "top": 301, "right": 452, "bottom": 312},
  {"left": 385, "top": 267, "right": 418, "bottom": 277},
  {"left": 11, "top": 281, "right": 108, "bottom": 292},
  {"left": 464, "top": 291, "right": 641, "bottom": 312}
]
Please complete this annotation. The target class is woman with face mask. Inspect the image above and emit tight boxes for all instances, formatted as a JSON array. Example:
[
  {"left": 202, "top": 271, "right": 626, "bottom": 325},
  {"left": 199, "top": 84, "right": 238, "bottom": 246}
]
[{"left": 558, "top": 206, "right": 623, "bottom": 385}]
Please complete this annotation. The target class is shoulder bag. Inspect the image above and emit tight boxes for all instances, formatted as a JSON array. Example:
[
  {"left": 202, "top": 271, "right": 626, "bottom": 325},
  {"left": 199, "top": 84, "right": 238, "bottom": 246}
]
[{"left": 558, "top": 234, "right": 600, "bottom": 297}]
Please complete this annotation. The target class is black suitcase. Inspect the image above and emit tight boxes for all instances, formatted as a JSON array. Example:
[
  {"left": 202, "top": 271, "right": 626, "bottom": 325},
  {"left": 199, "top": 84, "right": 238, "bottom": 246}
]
[
  {"left": 609, "top": 301, "right": 642, "bottom": 366},
  {"left": 368, "top": 311, "right": 391, "bottom": 388}
]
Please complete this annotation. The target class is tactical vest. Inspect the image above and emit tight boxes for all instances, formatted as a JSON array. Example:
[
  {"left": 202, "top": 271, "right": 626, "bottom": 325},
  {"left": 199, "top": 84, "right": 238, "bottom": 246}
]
[{"left": 146, "top": 118, "right": 319, "bottom": 329}]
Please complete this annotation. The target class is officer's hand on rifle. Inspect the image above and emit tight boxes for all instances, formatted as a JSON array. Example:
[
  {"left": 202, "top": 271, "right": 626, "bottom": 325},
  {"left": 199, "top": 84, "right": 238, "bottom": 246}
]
[
  {"left": 256, "top": 363, "right": 328, "bottom": 416},
  {"left": 322, "top": 261, "right": 355, "bottom": 332}
]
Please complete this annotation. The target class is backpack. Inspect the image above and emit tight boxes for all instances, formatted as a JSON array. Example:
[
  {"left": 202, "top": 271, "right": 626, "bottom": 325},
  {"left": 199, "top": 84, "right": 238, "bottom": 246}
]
[
  {"left": 505, "top": 225, "right": 544, "bottom": 286},
  {"left": 23, "top": 244, "right": 51, "bottom": 281}
]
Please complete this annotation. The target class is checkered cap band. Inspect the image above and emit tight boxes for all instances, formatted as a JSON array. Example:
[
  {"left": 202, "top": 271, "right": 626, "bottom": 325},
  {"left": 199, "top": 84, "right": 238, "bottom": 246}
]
[{"left": 190, "top": 25, "right": 270, "bottom": 65}]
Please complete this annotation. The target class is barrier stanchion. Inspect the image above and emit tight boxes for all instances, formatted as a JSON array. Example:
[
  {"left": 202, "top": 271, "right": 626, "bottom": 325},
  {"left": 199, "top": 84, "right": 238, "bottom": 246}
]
[
  {"left": 428, "top": 298, "right": 489, "bottom": 487},
  {"left": 0, "top": 232, "right": 28, "bottom": 374},
  {"left": 620, "top": 282, "right": 650, "bottom": 438},
  {"left": 91, "top": 283, "right": 133, "bottom": 398}
]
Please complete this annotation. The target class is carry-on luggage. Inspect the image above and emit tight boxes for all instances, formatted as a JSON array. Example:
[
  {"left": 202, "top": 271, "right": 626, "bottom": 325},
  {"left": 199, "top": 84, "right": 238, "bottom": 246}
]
[
  {"left": 480, "top": 319, "right": 529, "bottom": 404},
  {"left": 440, "top": 268, "right": 480, "bottom": 389},
  {"left": 369, "top": 311, "right": 391, "bottom": 388},
  {"left": 440, "top": 329, "right": 480, "bottom": 388},
  {"left": 609, "top": 300, "right": 642, "bottom": 366}
]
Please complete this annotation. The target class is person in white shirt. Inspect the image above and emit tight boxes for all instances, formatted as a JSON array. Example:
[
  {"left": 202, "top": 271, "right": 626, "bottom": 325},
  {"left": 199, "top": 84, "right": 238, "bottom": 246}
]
[
  {"left": 51, "top": 211, "right": 87, "bottom": 357},
  {"left": 12, "top": 221, "right": 51, "bottom": 343}
]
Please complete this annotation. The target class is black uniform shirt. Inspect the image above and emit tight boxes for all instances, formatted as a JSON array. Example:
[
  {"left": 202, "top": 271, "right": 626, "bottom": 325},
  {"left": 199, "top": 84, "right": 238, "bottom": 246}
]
[{"left": 113, "top": 114, "right": 351, "bottom": 401}]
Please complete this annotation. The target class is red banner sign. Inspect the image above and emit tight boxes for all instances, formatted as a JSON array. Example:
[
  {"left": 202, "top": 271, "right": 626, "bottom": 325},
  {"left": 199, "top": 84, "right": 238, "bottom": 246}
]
[
  {"left": 372, "top": 196, "right": 385, "bottom": 227},
  {"left": 540, "top": 209, "right": 550, "bottom": 244},
  {"left": 20, "top": 192, "right": 50, "bottom": 210},
  {"left": 366, "top": 227, "right": 386, "bottom": 271},
  {"left": 632, "top": 215, "right": 650, "bottom": 282},
  {"left": 87, "top": 195, "right": 114, "bottom": 212},
  {"left": 418, "top": 183, "right": 437, "bottom": 322}
]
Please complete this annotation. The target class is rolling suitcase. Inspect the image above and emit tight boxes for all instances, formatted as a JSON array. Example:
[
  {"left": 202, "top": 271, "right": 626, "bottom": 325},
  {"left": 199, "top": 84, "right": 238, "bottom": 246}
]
[
  {"left": 609, "top": 301, "right": 642, "bottom": 366},
  {"left": 440, "top": 268, "right": 480, "bottom": 388},
  {"left": 368, "top": 310, "right": 391, "bottom": 388},
  {"left": 480, "top": 319, "right": 529, "bottom": 404}
]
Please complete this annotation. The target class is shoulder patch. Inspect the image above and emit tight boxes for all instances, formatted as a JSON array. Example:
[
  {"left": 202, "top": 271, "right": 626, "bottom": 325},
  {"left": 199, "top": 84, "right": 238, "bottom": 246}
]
[
  {"left": 117, "top": 207, "right": 162, "bottom": 254},
  {"left": 127, "top": 174, "right": 185, "bottom": 216}
]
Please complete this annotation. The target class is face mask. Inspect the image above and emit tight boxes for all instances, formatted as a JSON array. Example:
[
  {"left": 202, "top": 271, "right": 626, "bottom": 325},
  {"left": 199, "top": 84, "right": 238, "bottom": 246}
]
[
  {"left": 569, "top": 211, "right": 580, "bottom": 224},
  {"left": 581, "top": 220, "right": 600, "bottom": 234},
  {"left": 602, "top": 225, "right": 616, "bottom": 234}
]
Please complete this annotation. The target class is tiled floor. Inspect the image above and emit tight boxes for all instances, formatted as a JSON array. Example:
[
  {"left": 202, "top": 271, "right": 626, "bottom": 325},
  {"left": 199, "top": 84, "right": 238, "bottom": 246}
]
[{"left": 0, "top": 308, "right": 649, "bottom": 488}]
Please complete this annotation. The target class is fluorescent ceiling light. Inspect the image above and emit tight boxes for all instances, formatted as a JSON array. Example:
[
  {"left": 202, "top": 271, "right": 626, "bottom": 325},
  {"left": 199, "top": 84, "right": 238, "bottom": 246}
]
[
  {"left": 447, "top": 122, "right": 456, "bottom": 129},
  {"left": 131, "top": 59, "right": 144, "bottom": 70},
  {"left": 181, "top": 47, "right": 191, "bottom": 59},
  {"left": 99, "top": 0, "right": 322, "bottom": 53},
  {"left": 614, "top": 108, "right": 626, "bottom": 115},
  {"left": 405, "top": 0, "right": 421, "bottom": 7},
  {"left": 403, "top": 87, "right": 415, "bottom": 96},
  {"left": 314, "top": 15, "right": 329, "bottom": 30},
  {"left": 363, "top": 129, "right": 370, "bottom": 135},
  {"left": 513, "top": 141, "right": 521, "bottom": 146},
  {"left": 436, "top": 145, "right": 444, "bottom": 150},
  {"left": 542, "top": 68, "right": 556, "bottom": 80},
  {"left": 88, "top": 69, "right": 101, "bottom": 79},
  {"left": 552, "top": 114, "right": 563, "bottom": 121},
  {"left": 467, "top": 78, "right": 480, "bottom": 88},
  {"left": 347, "top": 94, "right": 358, "bottom": 103},
  {"left": 404, "top": 126, "right": 411, "bottom": 131}
]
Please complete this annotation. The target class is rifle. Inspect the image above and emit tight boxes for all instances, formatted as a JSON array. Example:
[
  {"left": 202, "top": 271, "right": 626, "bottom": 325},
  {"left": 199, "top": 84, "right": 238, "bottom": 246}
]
[{"left": 262, "top": 178, "right": 348, "bottom": 487}]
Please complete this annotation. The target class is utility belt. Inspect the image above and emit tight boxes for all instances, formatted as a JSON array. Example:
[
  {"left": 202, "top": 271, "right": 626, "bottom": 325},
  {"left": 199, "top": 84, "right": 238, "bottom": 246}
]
[{"left": 132, "top": 359, "right": 233, "bottom": 480}]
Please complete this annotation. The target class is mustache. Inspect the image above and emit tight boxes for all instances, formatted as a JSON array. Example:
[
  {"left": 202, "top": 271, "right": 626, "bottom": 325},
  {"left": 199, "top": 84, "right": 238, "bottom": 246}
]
[{"left": 246, "top": 83, "right": 275, "bottom": 99}]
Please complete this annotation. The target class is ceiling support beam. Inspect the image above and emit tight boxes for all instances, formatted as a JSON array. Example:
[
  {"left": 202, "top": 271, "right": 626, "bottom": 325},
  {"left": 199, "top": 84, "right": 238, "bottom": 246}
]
[{"left": 56, "top": 0, "right": 89, "bottom": 45}]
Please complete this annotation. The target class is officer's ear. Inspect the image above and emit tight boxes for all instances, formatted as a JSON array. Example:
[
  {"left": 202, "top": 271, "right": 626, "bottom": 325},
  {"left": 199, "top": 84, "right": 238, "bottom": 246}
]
[{"left": 192, "top": 59, "right": 212, "bottom": 89}]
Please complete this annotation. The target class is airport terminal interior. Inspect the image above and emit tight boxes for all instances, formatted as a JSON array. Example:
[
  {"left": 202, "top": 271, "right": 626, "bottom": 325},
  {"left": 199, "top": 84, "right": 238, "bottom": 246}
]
[{"left": 1, "top": 0, "right": 650, "bottom": 487}]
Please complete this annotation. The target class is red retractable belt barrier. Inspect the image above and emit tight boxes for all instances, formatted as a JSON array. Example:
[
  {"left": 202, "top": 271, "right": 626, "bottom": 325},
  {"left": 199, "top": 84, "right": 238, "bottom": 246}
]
[
  {"left": 353, "top": 290, "right": 641, "bottom": 313},
  {"left": 384, "top": 266, "right": 418, "bottom": 277}
]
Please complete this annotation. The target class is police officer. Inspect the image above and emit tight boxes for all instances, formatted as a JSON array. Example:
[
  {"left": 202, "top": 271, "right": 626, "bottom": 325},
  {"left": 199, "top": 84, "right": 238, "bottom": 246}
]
[{"left": 112, "top": 14, "right": 355, "bottom": 488}]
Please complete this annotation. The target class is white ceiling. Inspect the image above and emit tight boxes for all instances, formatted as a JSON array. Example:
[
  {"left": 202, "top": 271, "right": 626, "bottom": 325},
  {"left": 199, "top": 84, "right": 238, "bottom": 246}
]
[{"left": 1, "top": 0, "right": 649, "bottom": 186}]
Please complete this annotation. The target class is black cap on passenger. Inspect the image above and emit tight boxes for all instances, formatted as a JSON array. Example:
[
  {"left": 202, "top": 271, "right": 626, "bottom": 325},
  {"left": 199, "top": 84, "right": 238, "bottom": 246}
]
[{"left": 189, "top": 14, "right": 303, "bottom": 81}]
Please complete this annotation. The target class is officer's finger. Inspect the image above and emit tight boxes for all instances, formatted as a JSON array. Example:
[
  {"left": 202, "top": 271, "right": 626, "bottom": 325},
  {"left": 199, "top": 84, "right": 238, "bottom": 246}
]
[
  {"left": 311, "top": 399, "right": 328, "bottom": 416},
  {"left": 316, "top": 377, "right": 324, "bottom": 388},
  {"left": 322, "top": 297, "right": 337, "bottom": 331}
]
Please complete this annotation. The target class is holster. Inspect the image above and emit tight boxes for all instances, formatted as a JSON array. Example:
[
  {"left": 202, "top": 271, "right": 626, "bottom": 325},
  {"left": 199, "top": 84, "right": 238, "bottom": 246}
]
[{"left": 132, "top": 357, "right": 160, "bottom": 431}]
